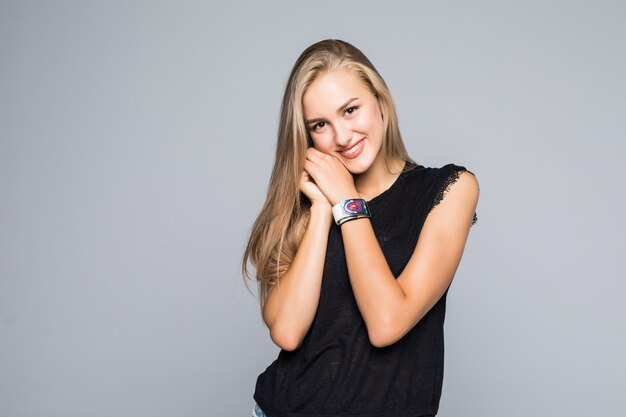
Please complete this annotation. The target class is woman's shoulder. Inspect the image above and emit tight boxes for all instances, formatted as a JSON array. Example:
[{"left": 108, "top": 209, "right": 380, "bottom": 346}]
[
  {"left": 403, "top": 160, "right": 479, "bottom": 225},
  {"left": 430, "top": 163, "right": 479, "bottom": 225}
]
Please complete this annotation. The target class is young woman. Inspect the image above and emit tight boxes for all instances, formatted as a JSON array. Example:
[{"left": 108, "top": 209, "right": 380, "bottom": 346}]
[{"left": 242, "top": 39, "right": 479, "bottom": 417}]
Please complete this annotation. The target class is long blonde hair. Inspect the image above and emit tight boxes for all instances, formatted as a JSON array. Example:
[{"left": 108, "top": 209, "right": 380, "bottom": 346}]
[{"left": 242, "top": 39, "right": 414, "bottom": 310}]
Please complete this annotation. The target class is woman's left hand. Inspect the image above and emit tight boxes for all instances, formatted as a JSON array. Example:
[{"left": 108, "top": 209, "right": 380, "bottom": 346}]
[{"left": 303, "top": 147, "right": 360, "bottom": 205}]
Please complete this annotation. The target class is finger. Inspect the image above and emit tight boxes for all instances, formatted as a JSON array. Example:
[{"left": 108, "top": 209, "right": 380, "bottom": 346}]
[
  {"left": 303, "top": 159, "right": 318, "bottom": 177},
  {"left": 305, "top": 146, "right": 328, "bottom": 162},
  {"left": 327, "top": 153, "right": 351, "bottom": 171},
  {"left": 300, "top": 169, "right": 312, "bottom": 182}
]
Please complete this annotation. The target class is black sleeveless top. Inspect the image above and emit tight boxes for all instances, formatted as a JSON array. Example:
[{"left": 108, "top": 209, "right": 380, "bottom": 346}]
[{"left": 254, "top": 161, "right": 478, "bottom": 417}]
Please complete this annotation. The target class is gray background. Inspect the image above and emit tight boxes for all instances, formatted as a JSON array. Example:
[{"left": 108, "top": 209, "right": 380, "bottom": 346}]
[{"left": 1, "top": 0, "right": 625, "bottom": 416}]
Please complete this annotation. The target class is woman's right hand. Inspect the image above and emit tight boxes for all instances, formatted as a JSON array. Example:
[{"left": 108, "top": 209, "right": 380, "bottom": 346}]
[{"left": 300, "top": 169, "right": 331, "bottom": 209}]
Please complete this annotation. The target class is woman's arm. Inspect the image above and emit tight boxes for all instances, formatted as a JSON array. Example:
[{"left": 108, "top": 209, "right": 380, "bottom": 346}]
[
  {"left": 302, "top": 147, "right": 479, "bottom": 348},
  {"left": 341, "top": 171, "right": 479, "bottom": 347},
  {"left": 262, "top": 204, "right": 333, "bottom": 351}
]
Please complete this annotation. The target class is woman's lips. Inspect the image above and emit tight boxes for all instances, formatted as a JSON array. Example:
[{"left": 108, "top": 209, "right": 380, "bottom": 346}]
[{"left": 340, "top": 138, "right": 365, "bottom": 159}]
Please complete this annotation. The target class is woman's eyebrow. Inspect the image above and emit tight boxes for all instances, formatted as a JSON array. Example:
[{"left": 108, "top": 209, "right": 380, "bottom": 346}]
[{"left": 305, "top": 97, "right": 358, "bottom": 125}]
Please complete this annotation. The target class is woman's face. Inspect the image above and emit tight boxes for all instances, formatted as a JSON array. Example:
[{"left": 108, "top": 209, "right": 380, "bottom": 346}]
[{"left": 302, "top": 68, "right": 385, "bottom": 175}]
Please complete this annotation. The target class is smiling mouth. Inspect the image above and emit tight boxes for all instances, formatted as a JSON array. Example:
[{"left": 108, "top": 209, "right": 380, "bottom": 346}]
[{"left": 340, "top": 139, "right": 365, "bottom": 159}]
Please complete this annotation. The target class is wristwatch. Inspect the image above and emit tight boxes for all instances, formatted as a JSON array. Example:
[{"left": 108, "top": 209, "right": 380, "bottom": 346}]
[{"left": 331, "top": 198, "right": 371, "bottom": 226}]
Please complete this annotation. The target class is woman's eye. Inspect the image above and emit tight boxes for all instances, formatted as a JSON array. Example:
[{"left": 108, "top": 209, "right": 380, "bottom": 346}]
[
  {"left": 312, "top": 121, "right": 326, "bottom": 131},
  {"left": 345, "top": 106, "right": 358, "bottom": 115}
]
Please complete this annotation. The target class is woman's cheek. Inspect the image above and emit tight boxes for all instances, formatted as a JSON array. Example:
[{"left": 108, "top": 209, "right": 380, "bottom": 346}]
[
  {"left": 354, "top": 113, "right": 369, "bottom": 131},
  {"left": 313, "top": 135, "right": 333, "bottom": 153}
]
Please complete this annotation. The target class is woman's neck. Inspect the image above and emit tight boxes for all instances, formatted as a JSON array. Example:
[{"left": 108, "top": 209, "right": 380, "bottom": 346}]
[{"left": 354, "top": 156, "right": 406, "bottom": 201}]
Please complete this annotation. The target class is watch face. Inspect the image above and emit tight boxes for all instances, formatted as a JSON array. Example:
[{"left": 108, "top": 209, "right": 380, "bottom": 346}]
[{"left": 343, "top": 199, "right": 368, "bottom": 215}]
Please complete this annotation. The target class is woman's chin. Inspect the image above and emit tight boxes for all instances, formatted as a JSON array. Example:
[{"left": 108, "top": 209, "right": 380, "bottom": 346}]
[
  {"left": 344, "top": 157, "right": 375, "bottom": 175},
  {"left": 344, "top": 163, "right": 369, "bottom": 175}
]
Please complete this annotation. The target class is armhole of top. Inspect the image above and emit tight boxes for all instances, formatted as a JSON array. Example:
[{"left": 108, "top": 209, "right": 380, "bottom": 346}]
[{"left": 429, "top": 166, "right": 478, "bottom": 226}]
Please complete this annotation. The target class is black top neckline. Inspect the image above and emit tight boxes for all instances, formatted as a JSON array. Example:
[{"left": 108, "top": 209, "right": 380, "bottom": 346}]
[{"left": 366, "top": 160, "right": 418, "bottom": 205}]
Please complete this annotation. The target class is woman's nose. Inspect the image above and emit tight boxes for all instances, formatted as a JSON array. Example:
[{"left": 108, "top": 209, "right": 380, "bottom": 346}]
[{"left": 335, "top": 123, "right": 353, "bottom": 147}]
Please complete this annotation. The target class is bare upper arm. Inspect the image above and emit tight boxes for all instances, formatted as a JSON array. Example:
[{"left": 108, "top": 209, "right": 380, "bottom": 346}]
[{"left": 394, "top": 171, "right": 479, "bottom": 333}]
